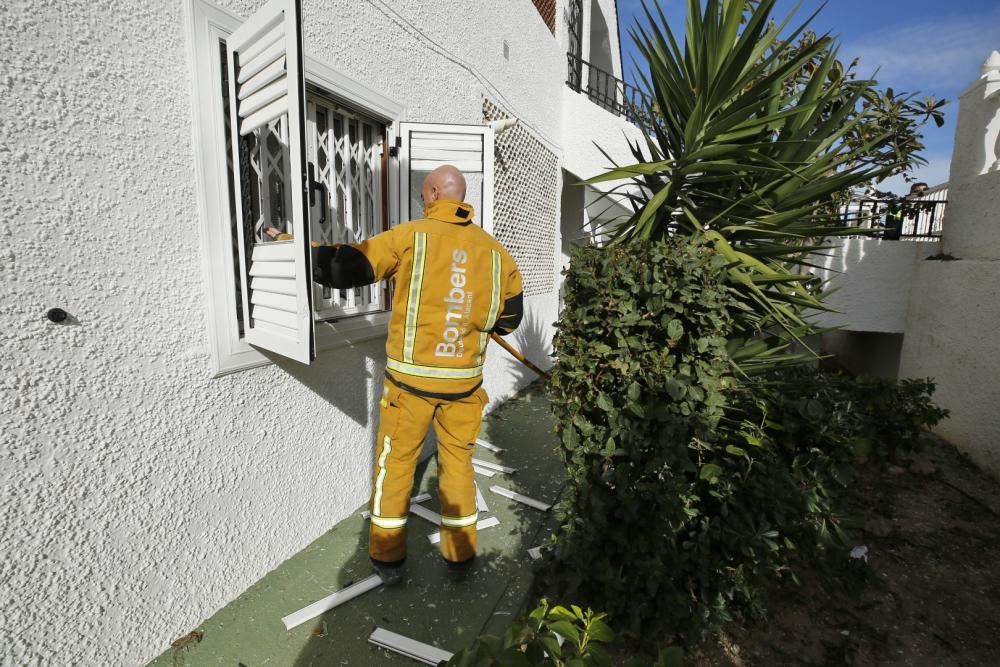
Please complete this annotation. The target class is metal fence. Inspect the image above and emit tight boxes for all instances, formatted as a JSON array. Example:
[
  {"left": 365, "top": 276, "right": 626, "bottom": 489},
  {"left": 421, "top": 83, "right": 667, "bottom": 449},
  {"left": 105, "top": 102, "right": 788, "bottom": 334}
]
[
  {"left": 566, "top": 52, "right": 656, "bottom": 128},
  {"left": 841, "top": 185, "right": 948, "bottom": 240}
]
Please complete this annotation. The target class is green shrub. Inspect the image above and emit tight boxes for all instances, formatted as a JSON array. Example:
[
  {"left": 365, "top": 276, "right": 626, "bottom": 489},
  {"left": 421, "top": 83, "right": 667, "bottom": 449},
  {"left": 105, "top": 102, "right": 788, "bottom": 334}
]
[
  {"left": 443, "top": 598, "right": 617, "bottom": 667},
  {"left": 541, "top": 239, "right": 741, "bottom": 642},
  {"left": 540, "top": 239, "right": 949, "bottom": 647}
]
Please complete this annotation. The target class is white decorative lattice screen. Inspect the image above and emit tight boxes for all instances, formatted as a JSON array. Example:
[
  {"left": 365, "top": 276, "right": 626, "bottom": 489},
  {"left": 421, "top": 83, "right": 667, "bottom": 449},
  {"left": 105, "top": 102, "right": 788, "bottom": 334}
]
[{"left": 483, "top": 98, "right": 558, "bottom": 297}]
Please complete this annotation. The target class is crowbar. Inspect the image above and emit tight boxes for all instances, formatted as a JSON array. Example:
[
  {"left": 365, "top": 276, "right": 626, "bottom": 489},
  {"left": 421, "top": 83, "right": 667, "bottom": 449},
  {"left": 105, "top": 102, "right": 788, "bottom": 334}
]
[{"left": 490, "top": 332, "right": 551, "bottom": 380}]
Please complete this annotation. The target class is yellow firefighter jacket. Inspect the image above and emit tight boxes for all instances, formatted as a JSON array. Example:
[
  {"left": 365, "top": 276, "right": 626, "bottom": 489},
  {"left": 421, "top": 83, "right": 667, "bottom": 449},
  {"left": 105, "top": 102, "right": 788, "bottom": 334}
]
[{"left": 319, "top": 199, "right": 523, "bottom": 396}]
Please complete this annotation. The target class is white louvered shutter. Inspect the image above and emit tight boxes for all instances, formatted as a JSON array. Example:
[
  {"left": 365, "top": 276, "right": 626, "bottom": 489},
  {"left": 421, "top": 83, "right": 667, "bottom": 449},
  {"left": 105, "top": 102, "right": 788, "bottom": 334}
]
[
  {"left": 396, "top": 123, "right": 495, "bottom": 234},
  {"left": 227, "top": 0, "right": 314, "bottom": 364}
]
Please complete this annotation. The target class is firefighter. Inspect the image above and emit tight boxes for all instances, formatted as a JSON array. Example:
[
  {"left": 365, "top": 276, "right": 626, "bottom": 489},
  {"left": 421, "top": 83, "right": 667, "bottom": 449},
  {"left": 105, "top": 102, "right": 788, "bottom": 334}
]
[{"left": 312, "top": 164, "right": 523, "bottom": 584}]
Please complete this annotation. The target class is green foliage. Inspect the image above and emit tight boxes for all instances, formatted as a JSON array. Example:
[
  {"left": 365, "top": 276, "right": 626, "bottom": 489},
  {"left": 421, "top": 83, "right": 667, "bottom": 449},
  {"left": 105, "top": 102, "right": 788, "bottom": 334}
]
[
  {"left": 443, "top": 598, "right": 617, "bottom": 667},
  {"left": 541, "top": 240, "right": 949, "bottom": 647},
  {"left": 752, "top": 369, "right": 951, "bottom": 465},
  {"left": 538, "top": 0, "right": 951, "bottom": 653},
  {"left": 591, "top": 0, "right": 947, "bottom": 373},
  {"left": 541, "top": 239, "right": 742, "bottom": 642}
]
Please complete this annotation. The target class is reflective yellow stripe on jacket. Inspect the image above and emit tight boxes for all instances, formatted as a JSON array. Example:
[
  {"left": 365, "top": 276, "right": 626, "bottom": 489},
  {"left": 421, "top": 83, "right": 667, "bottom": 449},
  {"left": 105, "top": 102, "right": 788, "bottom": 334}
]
[
  {"left": 479, "top": 249, "right": 502, "bottom": 363},
  {"left": 402, "top": 232, "right": 428, "bottom": 364},
  {"left": 386, "top": 357, "right": 484, "bottom": 380}
]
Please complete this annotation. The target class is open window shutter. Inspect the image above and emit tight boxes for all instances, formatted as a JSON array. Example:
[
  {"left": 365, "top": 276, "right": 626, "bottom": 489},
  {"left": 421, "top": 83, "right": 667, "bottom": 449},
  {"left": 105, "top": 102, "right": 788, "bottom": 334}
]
[
  {"left": 227, "top": 0, "right": 314, "bottom": 364},
  {"left": 396, "top": 123, "right": 495, "bottom": 234}
]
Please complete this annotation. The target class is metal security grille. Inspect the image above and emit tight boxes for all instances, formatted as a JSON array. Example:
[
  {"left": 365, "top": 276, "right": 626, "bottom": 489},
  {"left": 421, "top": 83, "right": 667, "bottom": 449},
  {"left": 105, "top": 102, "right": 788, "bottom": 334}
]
[
  {"left": 307, "top": 93, "right": 386, "bottom": 317},
  {"left": 482, "top": 98, "right": 558, "bottom": 297}
]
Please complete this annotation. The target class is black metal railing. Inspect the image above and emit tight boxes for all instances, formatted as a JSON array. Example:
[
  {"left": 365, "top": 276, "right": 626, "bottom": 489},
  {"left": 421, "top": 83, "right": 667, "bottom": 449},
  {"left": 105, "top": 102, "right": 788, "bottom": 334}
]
[
  {"left": 566, "top": 52, "right": 656, "bottom": 128},
  {"left": 840, "top": 197, "right": 948, "bottom": 240}
]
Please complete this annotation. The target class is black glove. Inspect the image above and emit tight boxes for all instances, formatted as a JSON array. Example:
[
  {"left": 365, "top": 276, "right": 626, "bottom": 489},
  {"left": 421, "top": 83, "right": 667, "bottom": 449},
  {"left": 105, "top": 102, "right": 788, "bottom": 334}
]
[{"left": 311, "top": 244, "right": 376, "bottom": 289}]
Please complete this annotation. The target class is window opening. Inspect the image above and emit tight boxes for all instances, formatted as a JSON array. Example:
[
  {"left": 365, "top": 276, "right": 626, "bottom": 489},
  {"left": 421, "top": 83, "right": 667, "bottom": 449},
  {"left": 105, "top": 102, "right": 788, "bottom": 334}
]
[
  {"left": 307, "top": 90, "right": 387, "bottom": 319},
  {"left": 219, "top": 40, "right": 245, "bottom": 337},
  {"left": 567, "top": 0, "right": 584, "bottom": 88},
  {"left": 219, "top": 36, "right": 388, "bottom": 327}
]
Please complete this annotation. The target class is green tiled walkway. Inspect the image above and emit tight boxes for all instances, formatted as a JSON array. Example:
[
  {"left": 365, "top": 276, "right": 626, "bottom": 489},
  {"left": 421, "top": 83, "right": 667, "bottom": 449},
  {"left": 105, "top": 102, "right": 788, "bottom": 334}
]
[{"left": 150, "top": 384, "right": 561, "bottom": 665}]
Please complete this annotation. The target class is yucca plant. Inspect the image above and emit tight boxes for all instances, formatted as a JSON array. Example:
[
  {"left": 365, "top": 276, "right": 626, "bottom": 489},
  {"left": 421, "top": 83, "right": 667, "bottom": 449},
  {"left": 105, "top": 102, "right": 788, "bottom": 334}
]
[{"left": 591, "top": 0, "right": 944, "bottom": 373}]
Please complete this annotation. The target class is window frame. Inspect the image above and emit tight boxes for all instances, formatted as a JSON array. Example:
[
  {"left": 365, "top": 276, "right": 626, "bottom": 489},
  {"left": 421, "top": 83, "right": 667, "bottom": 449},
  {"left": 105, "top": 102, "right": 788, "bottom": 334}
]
[{"left": 185, "top": 0, "right": 404, "bottom": 376}]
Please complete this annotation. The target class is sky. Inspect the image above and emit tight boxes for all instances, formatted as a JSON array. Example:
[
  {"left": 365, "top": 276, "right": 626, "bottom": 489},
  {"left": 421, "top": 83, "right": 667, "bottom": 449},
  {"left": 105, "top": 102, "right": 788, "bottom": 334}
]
[{"left": 615, "top": 0, "right": 1000, "bottom": 194}]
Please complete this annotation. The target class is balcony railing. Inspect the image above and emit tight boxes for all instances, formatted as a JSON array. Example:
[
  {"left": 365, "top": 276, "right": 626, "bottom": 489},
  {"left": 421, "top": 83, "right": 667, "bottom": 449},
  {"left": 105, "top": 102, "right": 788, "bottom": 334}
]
[
  {"left": 840, "top": 194, "right": 948, "bottom": 241},
  {"left": 566, "top": 52, "right": 656, "bottom": 128}
]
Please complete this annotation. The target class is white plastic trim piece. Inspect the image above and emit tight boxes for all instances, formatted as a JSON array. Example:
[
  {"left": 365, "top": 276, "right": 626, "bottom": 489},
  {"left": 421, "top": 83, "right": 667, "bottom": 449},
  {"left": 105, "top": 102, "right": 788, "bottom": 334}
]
[
  {"left": 409, "top": 503, "right": 442, "bottom": 525},
  {"left": 490, "top": 486, "right": 552, "bottom": 512},
  {"left": 369, "top": 627, "right": 454, "bottom": 664},
  {"left": 528, "top": 546, "right": 543, "bottom": 560},
  {"left": 427, "top": 516, "right": 500, "bottom": 544},
  {"left": 282, "top": 574, "right": 382, "bottom": 630},
  {"left": 476, "top": 438, "right": 504, "bottom": 453},
  {"left": 473, "top": 465, "right": 496, "bottom": 478},
  {"left": 475, "top": 483, "right": 489, "bottom": 513},
  {"left": 471, "top": 458, "right": 517, "bottom": 474},
  {"left": 360, "top": 492, "right": 431, "bottom": 519}
]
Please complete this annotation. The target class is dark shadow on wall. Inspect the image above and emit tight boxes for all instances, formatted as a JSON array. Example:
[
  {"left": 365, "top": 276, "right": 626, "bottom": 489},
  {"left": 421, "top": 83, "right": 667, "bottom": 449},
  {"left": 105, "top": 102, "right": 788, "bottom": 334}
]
[
  {"left": 265, "top": 335, "right": 384, "bottom": 428},
  {"left": 495, "top": 309, "right": 555, "bottom": 393},
  {"left": 817, "top": 330, "right": 905, "bottom": 379}
]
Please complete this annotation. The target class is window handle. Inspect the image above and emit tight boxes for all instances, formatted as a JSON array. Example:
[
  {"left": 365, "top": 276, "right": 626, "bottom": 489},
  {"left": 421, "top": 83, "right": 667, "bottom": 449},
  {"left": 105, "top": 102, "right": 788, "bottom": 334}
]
[{"left": 307, "top": 162, "right": 327, "bottom": 226}]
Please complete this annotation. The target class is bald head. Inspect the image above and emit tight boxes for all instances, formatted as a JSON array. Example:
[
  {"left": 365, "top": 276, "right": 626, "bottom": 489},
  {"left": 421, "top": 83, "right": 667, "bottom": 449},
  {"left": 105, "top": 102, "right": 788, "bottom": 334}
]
[{"left": 421, "top": 164, "right": 467, "bottom": 211}]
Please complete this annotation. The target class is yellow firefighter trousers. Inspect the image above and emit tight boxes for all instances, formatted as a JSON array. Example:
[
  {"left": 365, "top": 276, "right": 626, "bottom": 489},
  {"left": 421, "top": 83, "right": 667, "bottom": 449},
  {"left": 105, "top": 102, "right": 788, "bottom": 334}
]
[{"left": 369, "top": 379, "right": 488, "bottom": 564}]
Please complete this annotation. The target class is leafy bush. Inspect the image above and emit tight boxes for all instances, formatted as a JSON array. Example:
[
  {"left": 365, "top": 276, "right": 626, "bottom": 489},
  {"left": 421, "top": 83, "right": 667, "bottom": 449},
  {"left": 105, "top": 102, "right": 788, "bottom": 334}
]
[
  {"left": 540, "top": 240, "right": 949, "bottom": 646},
  {"left": 538, "top": 0, "right": 952, "bottom": 652},
  {"left": 443, "top": 598, "right": 617, "bottom": 667},
  {"left": 541, "top": 239, "right": 741, "bottom": 641}
]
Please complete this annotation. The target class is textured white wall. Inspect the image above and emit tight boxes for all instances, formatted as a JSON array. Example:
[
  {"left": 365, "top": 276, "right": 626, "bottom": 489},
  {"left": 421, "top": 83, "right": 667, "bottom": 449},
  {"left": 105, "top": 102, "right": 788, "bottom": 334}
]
[
  {"left": 1, "top": 0, "right": 569, "bottom": 664},
  {"left": 940, "top": 169, "right": 1000, "bottom": 259},
  {"left": 561, "top": 86, "right": 644, "bottom": 181},
  {"left": 899, "top": 260, "right": 1000, "bottom": 477},
  {"left": 897, "top": 55, "right": 1000, "bottom": 479},
  {"left": 812, "top": 238, "right": 940, "bottom": 333}
]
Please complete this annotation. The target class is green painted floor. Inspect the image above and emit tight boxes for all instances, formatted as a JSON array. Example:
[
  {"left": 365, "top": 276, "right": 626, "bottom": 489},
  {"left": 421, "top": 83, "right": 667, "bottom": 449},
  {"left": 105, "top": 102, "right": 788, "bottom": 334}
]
[{"left": 150, "top": 384, "right": 561, "bottom": 666}]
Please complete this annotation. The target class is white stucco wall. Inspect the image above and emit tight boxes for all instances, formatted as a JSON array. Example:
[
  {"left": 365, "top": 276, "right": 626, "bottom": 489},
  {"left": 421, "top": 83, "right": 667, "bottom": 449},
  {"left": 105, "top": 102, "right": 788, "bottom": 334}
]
[
  {"left": 1, "top": 1, "right": 571, "bottom": 664},
  {"left": 939, "top": 169, "right": 1000, "bottom": 259},
  {"left": 812, "top": 238, "right": 940, "bottom": 333},
  {"left": 561, "top": 86, "right": 644, "bottom": 182},
  {"left": 896, "top": 54, "right": 1000, "bottom": 480},
  {"left": 898, "top": 260, "right": 1000, "bottom": 477}
]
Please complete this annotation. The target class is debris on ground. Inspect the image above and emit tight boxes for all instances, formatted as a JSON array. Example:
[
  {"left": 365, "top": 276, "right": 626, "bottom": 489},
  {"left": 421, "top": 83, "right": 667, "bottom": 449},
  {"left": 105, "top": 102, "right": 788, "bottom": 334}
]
[
  {"left": 691, "top": 433, "right": 1000, "bottom": 666},
  {"left": 169, "top": 630, "right": 203, "bottom": 648}
]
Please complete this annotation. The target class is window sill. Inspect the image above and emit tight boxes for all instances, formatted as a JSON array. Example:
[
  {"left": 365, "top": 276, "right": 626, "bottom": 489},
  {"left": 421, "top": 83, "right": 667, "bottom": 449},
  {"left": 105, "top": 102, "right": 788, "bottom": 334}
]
[
  {"left": 210, "top": 312, "right": 389, "bottom": 378},
  {"left": 315, "top": 311, "right": 390, "bottom": 351}
]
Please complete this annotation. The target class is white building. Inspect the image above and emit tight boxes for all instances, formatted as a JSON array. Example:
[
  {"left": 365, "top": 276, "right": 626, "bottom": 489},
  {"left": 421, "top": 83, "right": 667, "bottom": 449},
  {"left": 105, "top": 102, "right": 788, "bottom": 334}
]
[
  {"left": 1, "top": 0, "right": 641, "bottom": 663},
  {"left": 816, "top": 52, "right": 1000, "bottom": 480}
]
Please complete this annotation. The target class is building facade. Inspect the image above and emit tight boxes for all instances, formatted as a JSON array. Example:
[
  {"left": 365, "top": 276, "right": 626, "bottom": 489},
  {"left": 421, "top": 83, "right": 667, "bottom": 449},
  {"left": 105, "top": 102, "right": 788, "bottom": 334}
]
[
  {"left": 815, "top": 52, "right": 1000, "bottom": 480},
  {"left": 1, "top": 0, "right": 640, "bottom": 663}
]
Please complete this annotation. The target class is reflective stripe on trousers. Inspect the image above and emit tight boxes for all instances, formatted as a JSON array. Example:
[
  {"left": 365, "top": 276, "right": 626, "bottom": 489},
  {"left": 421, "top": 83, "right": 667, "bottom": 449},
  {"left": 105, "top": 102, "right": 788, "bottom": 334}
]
[{"left": 368, "top": 379, "right": 487, "bottom": 563}]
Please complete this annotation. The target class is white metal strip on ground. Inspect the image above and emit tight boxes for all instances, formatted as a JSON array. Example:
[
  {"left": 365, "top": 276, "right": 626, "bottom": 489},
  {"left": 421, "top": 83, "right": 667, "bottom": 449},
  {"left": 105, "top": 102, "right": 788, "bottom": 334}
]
[
  {"left": 528, "top": 546, "right": 543, "bottom": 560},
  {"left": 471, "top": 458, "right": 517, "bottom": 474},
  {"left": 475, "top": 437, "right": 504, "bottom": 453},
  {"left": 427, "top": 516, "right": 500, "bottom": 544},
  {"left": 490, "top": 485, "right": 552, "bottom": 512},
  {"left": 409, "top": 503, "right": 442, "bottom": 525},
  {"left": 475, "top": 483, "right": 489, "bottom": 513},
  {"left": 360, "top": 492, "right": 431, "bottom": 519},
  {"left": 473, "top": 465, "right": 496, "bottom": 478},
  {"left": 369, "top": 627, "right": 454, "bottom": 664},
  {"left": 282, "top": 574, "right": 382, "bottom": 630}
]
